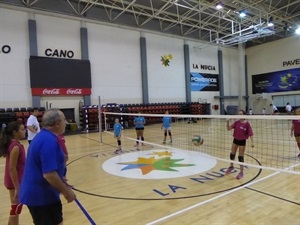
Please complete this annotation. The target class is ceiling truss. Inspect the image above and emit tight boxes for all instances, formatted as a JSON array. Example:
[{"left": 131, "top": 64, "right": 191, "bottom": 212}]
[{"left": 1, "top": 0, "right": 299, "bottom": 47}]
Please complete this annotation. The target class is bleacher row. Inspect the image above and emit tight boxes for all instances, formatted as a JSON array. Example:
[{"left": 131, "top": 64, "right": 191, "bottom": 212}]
[
  {"left": 0, "top": 107, "right": 46, "bottom": 113},
  {"left": 0, "top": 107, "right": 46, "bottom": 129},
  {"left": 81, "top": 102, "right": 211, "bottom": 132}
]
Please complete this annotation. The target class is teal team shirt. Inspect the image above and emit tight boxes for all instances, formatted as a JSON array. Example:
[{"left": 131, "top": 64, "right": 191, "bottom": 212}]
[
  {"left": 134, "top": 116, "right": 145, "bottom": 128},
  {"left": 163, "top": 116, "right": 171, "bottom": 128}
]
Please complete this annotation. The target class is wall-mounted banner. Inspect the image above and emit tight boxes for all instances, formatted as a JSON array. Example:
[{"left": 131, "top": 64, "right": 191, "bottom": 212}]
[
  {"left": 252, "top": 68, "right": 300, "bottom": 94},
  {"left": 190, "top": 73, "right": 219, "bottom": 91},
  {"left": 31, "top": 88, "right": 91, "bottom": 96},
  {"left": 29, "top": 56, "right": 92, "bottom": 96}
]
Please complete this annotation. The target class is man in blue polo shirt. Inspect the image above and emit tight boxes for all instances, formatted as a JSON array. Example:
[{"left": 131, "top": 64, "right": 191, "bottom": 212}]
[{"left": 20, "top": 109, "right": 76, "bottom": 225}]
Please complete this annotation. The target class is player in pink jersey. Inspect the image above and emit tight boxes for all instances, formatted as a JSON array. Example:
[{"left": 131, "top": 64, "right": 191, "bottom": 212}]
[
  {"left": 291, "top": 108, "right": 300, "bottom": 158},
  {"left": 0, "top": 121, "right": 26, "bottom": 225},
  {"left": 225, "top": 110, "right": 254, "bottom": 179},
  {"left": 57, "top": 134, "right": 69, "bottom": 179}
]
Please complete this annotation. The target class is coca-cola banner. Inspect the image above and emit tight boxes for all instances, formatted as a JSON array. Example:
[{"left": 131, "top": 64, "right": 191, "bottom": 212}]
[
  {"left": 31, "top": 88, "right": 91, "bottom": 96},
  {"left": 29, "top": 56, "right": 91, "bottom": 96}
]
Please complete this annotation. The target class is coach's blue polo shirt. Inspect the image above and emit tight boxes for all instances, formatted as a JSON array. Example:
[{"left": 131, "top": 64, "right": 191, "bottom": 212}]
[{"left": 20, "top": 129, "right": 65, "bottom": 206}]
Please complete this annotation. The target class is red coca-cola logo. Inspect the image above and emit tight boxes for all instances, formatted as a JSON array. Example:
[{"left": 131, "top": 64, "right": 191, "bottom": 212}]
[
  {"left": 32, "top": 88, "right": 91, "bottom": 95},
  {"left": 42, "top": 88, "right": 60, "bottom": 95},
  {"left": 66, "top": 89, "right": 82, "bottom": 95}
]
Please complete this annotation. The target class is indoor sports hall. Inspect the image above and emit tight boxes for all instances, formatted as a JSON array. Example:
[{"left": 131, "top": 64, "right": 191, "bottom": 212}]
[{"left": 0, "top": 0, "right": 300, "bottom": 225}]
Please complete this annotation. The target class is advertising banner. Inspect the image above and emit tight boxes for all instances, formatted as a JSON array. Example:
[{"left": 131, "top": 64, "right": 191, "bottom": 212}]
[
  {"left": 29, "top": 56, "right": 92, "bottom": 96},
  {"left": 31, "top": 88, "right": 91, "bottom": 96},
  {"left": 252, "top": 68, "right": 300, "bottom": 94},
  {"left": 190, "top": 73, "right": 219, "bottom": 91}
]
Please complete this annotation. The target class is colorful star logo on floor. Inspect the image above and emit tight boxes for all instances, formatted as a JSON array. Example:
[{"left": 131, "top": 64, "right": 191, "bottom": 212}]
[
  {"left": 117, "top": 151, "right": 195, "bottom": 175},
  {"left": 151, "top": 151, "right": 172, "bottom": 157}
]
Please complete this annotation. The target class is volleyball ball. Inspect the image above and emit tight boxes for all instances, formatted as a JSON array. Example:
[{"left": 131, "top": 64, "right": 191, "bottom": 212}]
[{"left": 192, "top": 135, "right": 204, "bottom": 146}]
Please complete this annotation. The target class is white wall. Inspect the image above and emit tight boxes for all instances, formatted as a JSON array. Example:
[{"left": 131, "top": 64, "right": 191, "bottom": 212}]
[
  {"left": 246, "top": 35, "right": 300, "bottom": 113},
  {"left": 146, "top": 33, "right": 186, "bottom": 103},
  {"left": 35, "top": 14, "right": 81, "bottom": 59},
  {"left": 247, "top": 36, "right": 300, "bottom": 75},
  {"left": 87, "top": 23, "right": 142, "bottom": 105},
  {"left": 0, "top": 8, "right": 31, "bottom": 108}
]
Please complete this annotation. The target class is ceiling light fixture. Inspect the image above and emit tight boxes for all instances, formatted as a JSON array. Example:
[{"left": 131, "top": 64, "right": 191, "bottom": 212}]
[
  {"left": 296, "top": 27, "right": 300, "bottom": 35},
  {"left": 239, "top": 11, "right": 246, "bottom": 18},
  {"left": 268, "top": 16, "right": 274, "bottom": 27},
  {"left": 216, "top": 2, "right": 223, "bottom": 10}
]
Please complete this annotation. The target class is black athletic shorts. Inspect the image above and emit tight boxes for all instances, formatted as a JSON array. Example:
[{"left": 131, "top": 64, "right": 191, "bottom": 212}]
[
  {"left": 28, "top": 201, "right": 62, "bottom": 225},
  {"left": 233, "top": 138, "right": 246, "bottom": 146},
  {"left": 135, "top": 127, "right": 144, "bottom": 130}
]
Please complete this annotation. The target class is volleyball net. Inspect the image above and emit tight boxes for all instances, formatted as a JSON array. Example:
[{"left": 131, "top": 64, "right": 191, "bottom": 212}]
[{"left": 102, "top": 112, "right": 300, "bottom": 175}]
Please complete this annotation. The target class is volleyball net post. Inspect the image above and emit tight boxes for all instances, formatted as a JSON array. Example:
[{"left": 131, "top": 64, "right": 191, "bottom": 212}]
[{"left": 98, "top": 96, "right": 102, "bottom": 143}]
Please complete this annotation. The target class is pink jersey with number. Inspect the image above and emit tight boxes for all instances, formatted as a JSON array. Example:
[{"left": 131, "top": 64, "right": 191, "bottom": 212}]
[
  {"left": 292, "top": 120, "right": 300, "bottom": 134},
  {"left": 4, "top": 140, "right": 26, "bottom": 189},
  {"left": 231, "top": 120, "right": 253, "bottom": 140}
]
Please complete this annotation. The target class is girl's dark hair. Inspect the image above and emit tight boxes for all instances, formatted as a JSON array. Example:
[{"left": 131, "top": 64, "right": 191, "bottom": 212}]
[
  {"left": 239, "top": 110, "right": 246, "bottom": 115},
  {"left": 0, "top": 121, "right": 23, "bottom": 157}
]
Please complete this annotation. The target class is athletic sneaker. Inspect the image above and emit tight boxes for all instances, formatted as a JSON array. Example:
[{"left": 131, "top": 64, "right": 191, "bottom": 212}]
[
  {"left": 225, "top": 166, "right": 234, "bottom": 175},
  {"left": 134, "top": 143, "right": 139, "bottom": 147},
  {"left": 163, "top": 140, "right": 166, "bottom": 144},
  {"left": 170, "top": 140, "right": 172, "bottom": 144},
  {"left": 114, "top": 149, "right": 121, "bottom": 154},
  {"left": 236, "top": 172, "right": 244, "bottom": 179}
]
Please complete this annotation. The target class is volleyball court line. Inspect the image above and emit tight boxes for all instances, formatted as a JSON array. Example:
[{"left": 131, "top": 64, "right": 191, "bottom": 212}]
[{"left": 146, "top": 162, "right": 300, "bottom": 225}]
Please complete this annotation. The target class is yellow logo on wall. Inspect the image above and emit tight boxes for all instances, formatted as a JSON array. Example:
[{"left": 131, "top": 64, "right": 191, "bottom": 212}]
[{"left": 161, "top": 54, "right": 173, "bottom": 67}]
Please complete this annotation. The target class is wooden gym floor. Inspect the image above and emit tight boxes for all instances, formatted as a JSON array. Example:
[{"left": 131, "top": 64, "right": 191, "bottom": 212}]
[{"left": 1, "top": 120, "right": 300, "bottom": 225}]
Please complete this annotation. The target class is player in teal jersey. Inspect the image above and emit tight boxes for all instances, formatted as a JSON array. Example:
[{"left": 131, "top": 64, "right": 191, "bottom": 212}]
[
  {"left": 134, "top": 112, "right": 146, "bottom": 149},
  {"left": 161, "top": 110, "right": 172, "bottom": 144},
  {"left": 113, "top": 118, "right": 123, "bottom": 154}
]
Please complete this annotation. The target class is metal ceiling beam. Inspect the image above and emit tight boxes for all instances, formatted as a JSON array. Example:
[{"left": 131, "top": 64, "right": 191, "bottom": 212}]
[
  {"left": 112, "top": 0, "right": 136, "bottom": 21},
  {"left": 1, "top": 0, "right": 299, "bottom": 47}
]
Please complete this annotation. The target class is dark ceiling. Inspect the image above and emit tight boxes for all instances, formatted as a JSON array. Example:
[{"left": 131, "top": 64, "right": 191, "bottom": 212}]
[{"left": 1, "top": 0, "right": 300, "bottom": 48}]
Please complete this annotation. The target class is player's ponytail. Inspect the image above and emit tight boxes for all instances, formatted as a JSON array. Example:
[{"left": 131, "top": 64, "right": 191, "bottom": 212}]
[{"left": 0, "top": 126, "right": 9, "bottom": 157}]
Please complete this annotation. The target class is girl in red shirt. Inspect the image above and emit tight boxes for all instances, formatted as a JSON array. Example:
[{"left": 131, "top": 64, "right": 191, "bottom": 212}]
[
  {"left": 0, "top": 121, "right": 26, "bottom": 225},
  {"left": 291, "top": 108, "right": 300, "bottom": 158},
  {"left": 57, "top": 134, "right": 68, "bottom": 179}
]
